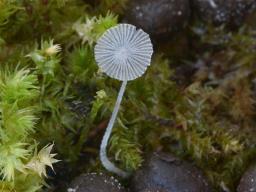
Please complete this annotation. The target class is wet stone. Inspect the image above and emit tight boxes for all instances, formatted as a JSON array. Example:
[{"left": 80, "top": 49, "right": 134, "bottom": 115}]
[
  {"left": 131, "top": 152, "right": 212, "bottom": 192},
  {"left": 124, "top": 0, "right": 190, "bottom": 39},
  {"left": 67, "top": 173, "right": 126, "bottom": 192},
  {"left": 192, "top": 0, "right": 256, "bottom": 27},
  {"left": 238, "top": 164, "right": 256, "bottom": 192}
]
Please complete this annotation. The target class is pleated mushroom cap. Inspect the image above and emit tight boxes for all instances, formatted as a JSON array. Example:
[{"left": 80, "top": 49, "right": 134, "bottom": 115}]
[{"left": 94, "top": 24, "right": 153, "bottom": 81}]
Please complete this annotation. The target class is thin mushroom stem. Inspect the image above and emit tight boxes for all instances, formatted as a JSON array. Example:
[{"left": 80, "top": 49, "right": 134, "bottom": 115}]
[
  {"left": 100, "top": 80, "right": 129, "bottom": 178},
  {"left": 208, "top": 0, "right": 217, "bottom": 8}
]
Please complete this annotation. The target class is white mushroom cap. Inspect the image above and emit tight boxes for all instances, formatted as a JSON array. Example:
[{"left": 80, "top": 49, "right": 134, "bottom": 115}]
[{"left": 94, "top": 24, "right": 153, "bottom": 81}]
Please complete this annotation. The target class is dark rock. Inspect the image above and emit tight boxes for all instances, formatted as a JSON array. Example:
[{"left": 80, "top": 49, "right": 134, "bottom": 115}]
[
  {"left": 237, "top": 164, "right": 256, "bottom": 192},
  {"left": 192, "top": 0, "right": 256, "bottom": 27},
  {"left": 67, "top": 173, "right": 126, "bottom": 192},
  {"left": 131, "top": 152, "right": 212, "bottom": 192},
  {"left": 124, "top": 0, "right": 190, "bottom": 39}
]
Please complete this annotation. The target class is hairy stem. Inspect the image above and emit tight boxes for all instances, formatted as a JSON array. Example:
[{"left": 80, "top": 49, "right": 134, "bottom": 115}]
[{"left": 100, "top": 80, "right": 129, "bottom": 178}]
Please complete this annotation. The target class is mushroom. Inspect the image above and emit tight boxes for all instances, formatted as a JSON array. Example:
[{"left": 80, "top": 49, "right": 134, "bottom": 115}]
[{"left": 94, "top": 24, "right": 153, "bottom": 178}]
